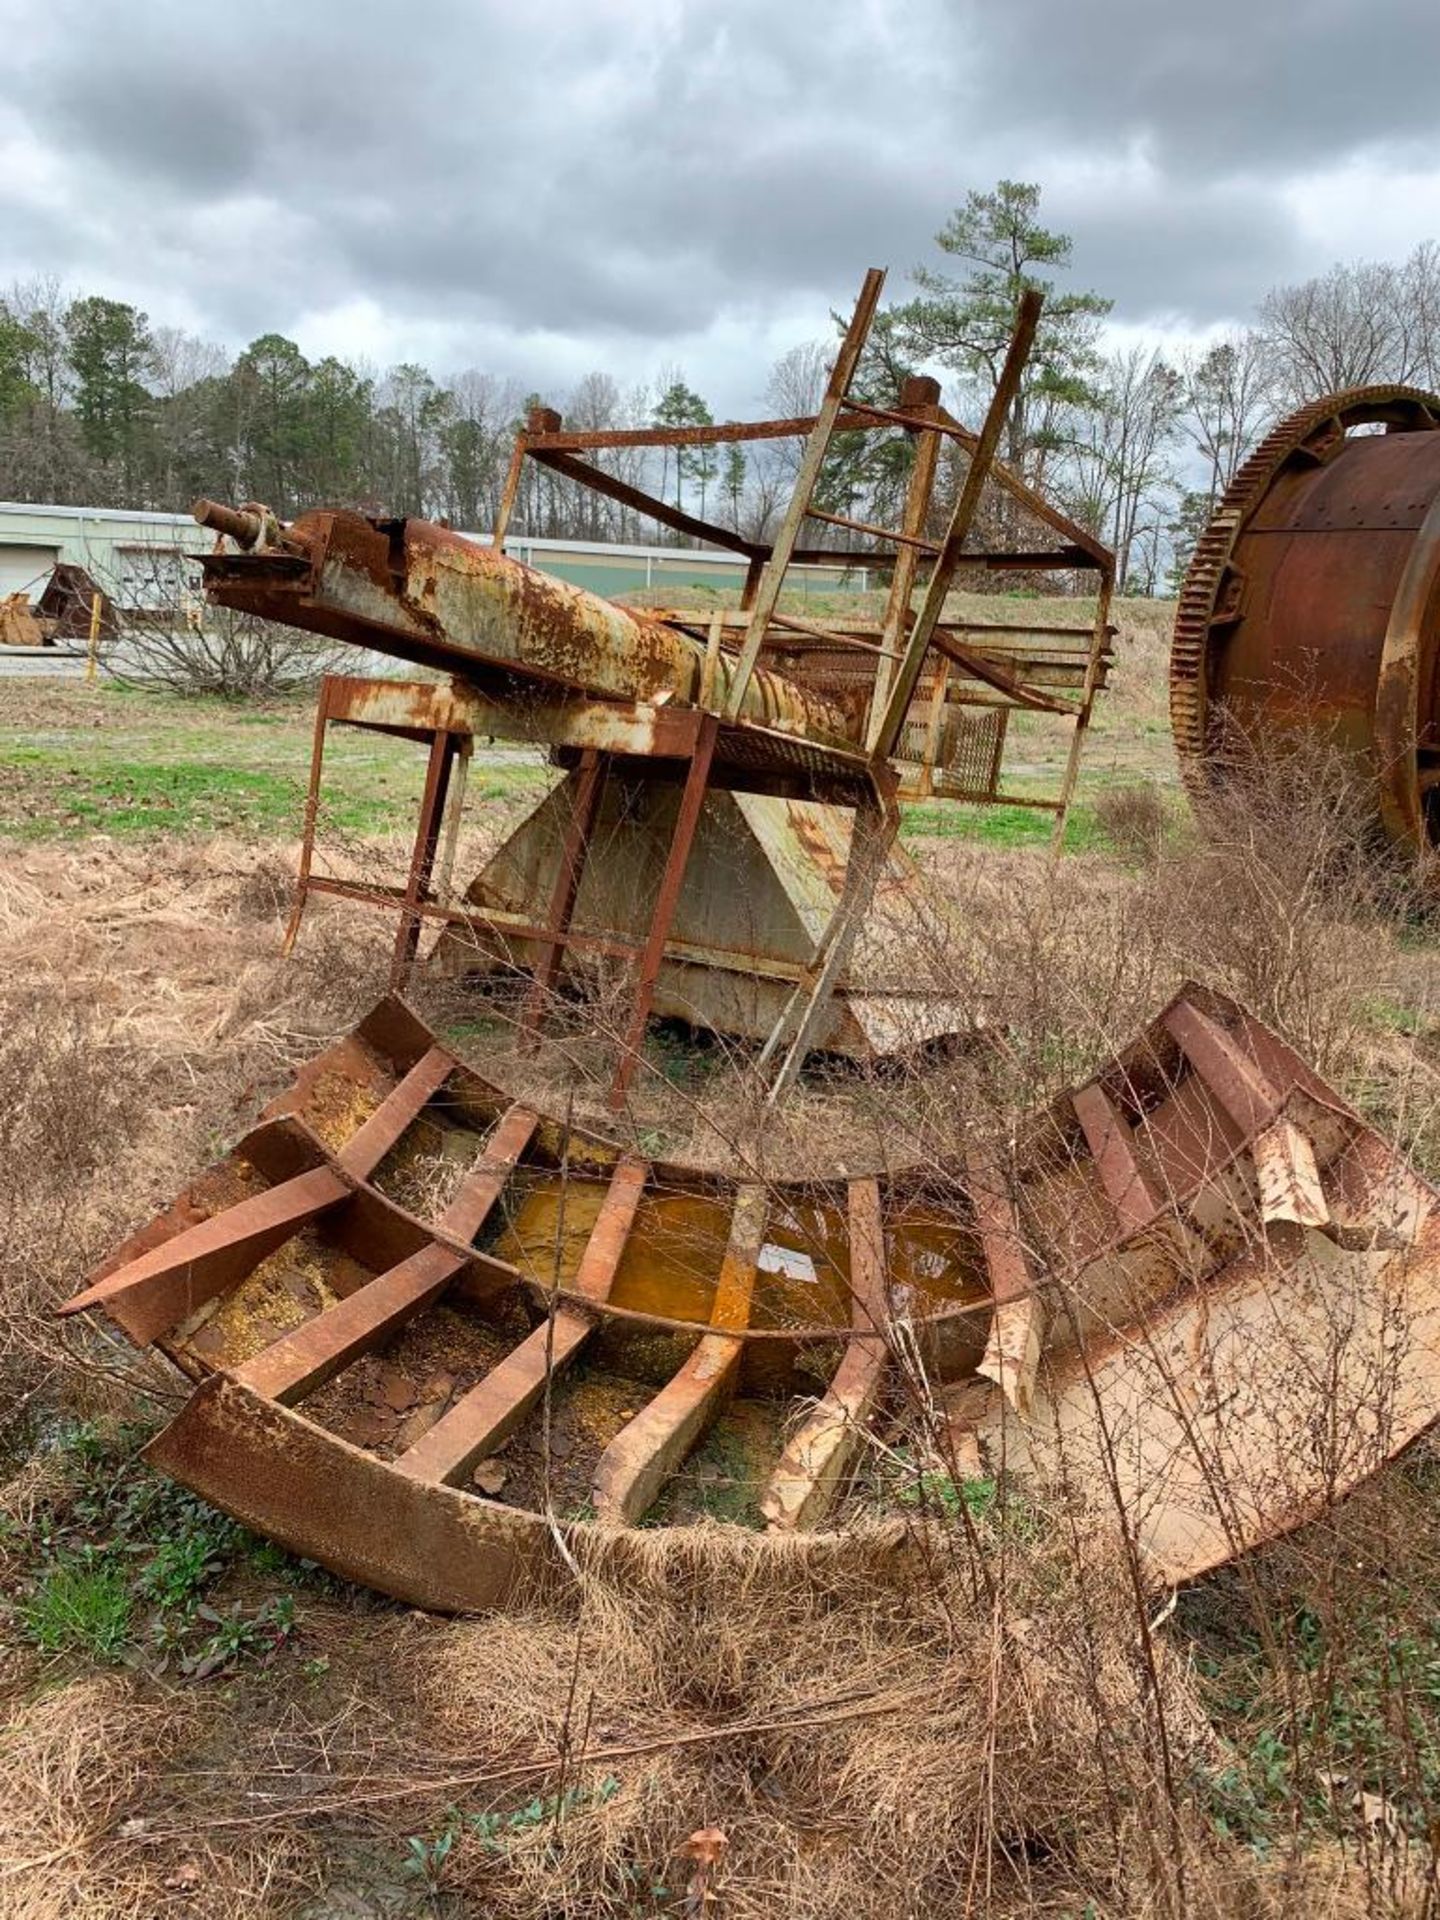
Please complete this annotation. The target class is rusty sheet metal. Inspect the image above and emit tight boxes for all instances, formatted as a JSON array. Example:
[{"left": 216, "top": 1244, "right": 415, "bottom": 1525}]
[
  {"left": 317, "top": 672, "right": 703, "bottom": 761},
  {"left": 1172, "top": 386, "right": 1440, "bottom": 850},
  {"left": 428, "top": 776, "right": 966, "bottom": 1055},
  {"left": 61, "top": 986, "right": 1440, "bottom": 1610}
]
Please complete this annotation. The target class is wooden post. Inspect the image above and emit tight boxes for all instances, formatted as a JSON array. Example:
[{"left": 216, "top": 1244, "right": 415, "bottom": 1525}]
[{"left": 85, "top": 590, "right": 102, "bottom": 684}]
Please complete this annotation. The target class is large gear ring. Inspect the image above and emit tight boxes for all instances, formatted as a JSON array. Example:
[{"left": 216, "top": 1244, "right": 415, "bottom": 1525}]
[{"left": 1171, "top": 386, "right": 1440, "bottom": 850}]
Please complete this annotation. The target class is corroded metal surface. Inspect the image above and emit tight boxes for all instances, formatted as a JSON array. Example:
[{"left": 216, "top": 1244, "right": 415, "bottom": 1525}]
[
  {"left": 199, "top": 509, "right": 864, "bottom": 762},
  {"left": 429, "top": 773, "right": 966, "bottom": 1055},
  {"left": 62, "top": 988, "right": 1440, "bottom": 1608},
  {"left": 1171, "top": 386, "right": 1440, "bottom": 850},
  {"left": 195, "top": 280, "right": 1116, "bottom": 1085}
]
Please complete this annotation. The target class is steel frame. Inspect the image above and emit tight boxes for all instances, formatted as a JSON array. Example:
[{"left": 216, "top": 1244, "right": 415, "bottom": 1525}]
[
  {"left": 222, "top": 274, "right": 1119, "bottom": 1094},
  {"left": 492, "top": 273, "right": 1116, "bottom": 845},
  {"left": 62, "top": 983, "right": 1440, "bottom": 1607},
  {"left": 285, "top": 677, "right": 734, "bottom": 1107}
]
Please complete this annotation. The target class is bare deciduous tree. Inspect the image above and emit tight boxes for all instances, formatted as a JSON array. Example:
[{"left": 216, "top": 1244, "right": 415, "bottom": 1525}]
[
  {"left": 1178, "top": 332, "right": 1277, "bottom": 502},
  {"left": 95, "top": 545, "right": 347, "bottom": 699},
  {"left": 1261, "top": 258, "right": 1411, "bottom": 400}
]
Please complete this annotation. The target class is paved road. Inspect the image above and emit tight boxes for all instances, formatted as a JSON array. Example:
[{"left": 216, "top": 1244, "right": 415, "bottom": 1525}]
[{"left": 0, "top": 647, "right": 89, "bottom": 678}]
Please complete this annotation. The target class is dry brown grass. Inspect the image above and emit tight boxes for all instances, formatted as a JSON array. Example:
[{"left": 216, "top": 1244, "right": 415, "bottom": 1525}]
[
  {"left": 6, "top": 1513, "right": 1436, "bottom": 1918},
  {"left": 0, "top": 837, "right": 393, "bottom": 1420},
  {"left": 4, "top": 672, "right": 1440, "bottom": 1915}
]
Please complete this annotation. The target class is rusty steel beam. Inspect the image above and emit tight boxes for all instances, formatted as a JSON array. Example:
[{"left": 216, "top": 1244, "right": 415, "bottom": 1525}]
[
  {"left": 59, "top": 1161, "right": 352, "bottom": 1348},
  {"left": 200, "top": 512, "right": 858, "bottom": 762},
  {"left": 526, "top": 446, "right": 763, "bottom": 559},
  {"left": 869, "top": 289, "right": 1044, "bottom": 760},
  {"left": 520, "top": 749, "right": 607, "bottom": 1044},
  {"left": 592, "top": 1183, "right": 768, "bottom": 1524},
  {"left": 723, "top": 268, "right": 887, "bottom": 717},
  {"left": 870, "top": 378, "right": 945, "bottom": 732},
  {"left": 760, "top": 1178, "right": 890, "bottom": 1531},
  {"left": 966, "top": 1146, "right": 1042, "bottom": 1417},
  {"left": 395, "top": 1156, "right": 648, "bottom": 1487},
  {"left": 335, "top": 1045, "right": 454, "bottom": 1177},
  {"left": 608, "top": 714, "right": 718, "bottom": 1106},
  {"left": 1071, "top": 1083, "right": 1162, "bottom": 1239},
  {"left": 237, "top": 1106, "right": 538, "bottom": 1405},
  {"left": 391, "top": 729, "right": 456, "bottom": 989}
]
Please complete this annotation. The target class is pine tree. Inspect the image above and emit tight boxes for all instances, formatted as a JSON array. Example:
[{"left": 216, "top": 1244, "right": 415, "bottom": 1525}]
[{"left": 63, "top": 295, "right": 155, "bottom": 498}]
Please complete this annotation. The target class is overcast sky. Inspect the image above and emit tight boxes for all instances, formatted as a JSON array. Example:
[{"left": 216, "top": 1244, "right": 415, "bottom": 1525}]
[{"left": 3, "top": 0, "right": 1439, "bottom": 415}]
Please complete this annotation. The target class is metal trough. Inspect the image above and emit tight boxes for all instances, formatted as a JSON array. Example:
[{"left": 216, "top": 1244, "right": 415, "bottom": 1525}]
[{"left": 61, "top": 989, "right": 1440, "bottom": 1608}]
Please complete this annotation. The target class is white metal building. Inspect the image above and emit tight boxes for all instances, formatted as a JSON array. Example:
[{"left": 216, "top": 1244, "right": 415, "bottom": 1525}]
[{"left": 0, "top": 502, "right": 873, "bottom": 615}]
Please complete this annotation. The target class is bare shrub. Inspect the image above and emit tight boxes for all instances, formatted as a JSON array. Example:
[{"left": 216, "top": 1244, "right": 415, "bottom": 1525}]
[
  {"left": 95, "top": 543, "right": 346, "bottom": 699},
  {"left": 1141, "top": 729, "right": 1431, "bottom": 1075},
  {"left": 112, "top": 601, "right": 345, "bottom": 699},
  {"left": 1095, "top": 778, "right": 1169, "bottom": 864},
  {"left": 878, "top": 724, "right": 1437, "bottom": 1147}
]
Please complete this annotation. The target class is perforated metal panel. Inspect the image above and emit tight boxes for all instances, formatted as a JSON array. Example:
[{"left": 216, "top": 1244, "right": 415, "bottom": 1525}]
[{"left": 937, "top": 707, "right": 1007, "bottom": 795}]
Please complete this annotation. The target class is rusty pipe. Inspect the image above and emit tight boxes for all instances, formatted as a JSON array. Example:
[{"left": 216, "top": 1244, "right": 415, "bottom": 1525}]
[{"left": 192, "top": 498, "right": 268, "bottom": 549}]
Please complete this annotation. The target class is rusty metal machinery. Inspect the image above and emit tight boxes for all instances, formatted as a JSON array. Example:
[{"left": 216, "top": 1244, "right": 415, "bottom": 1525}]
[
  {"left": 194, "top": 276, "right": 1117, "bottom": 1101},
  {"left": 61, "top": 337, "right": 1440, "bottom": 1612},
  {"left": 61, "top": 986, "right": 1440, "bottom": 1609},
  {"left": 1173, "top": 385, "right": 1440, "bottom": 849}
]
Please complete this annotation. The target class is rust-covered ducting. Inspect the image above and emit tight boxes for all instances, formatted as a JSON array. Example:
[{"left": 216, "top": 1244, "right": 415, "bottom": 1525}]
[{"left": 1172, "top": 387, "right": 1440, "bottom": 850}]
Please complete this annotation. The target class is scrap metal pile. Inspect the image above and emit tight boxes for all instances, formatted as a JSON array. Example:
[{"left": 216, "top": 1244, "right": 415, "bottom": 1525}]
[{"left": 59, "top": 278, "right": 1440, "bottom": 1610}]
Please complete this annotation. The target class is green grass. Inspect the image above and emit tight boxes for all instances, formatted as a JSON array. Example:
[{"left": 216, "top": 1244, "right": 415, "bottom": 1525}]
[
  {"left": 1176, "top": 1458, "right": 1440, "bottom": 1857},
  {"left": 402, "top": 1779, "right": 622, "bottom": 1892},
  {"left": 1360, "top": 992, "right": 1432, "bottom": 1038},
  {"left": 0, "top": 683, "right": 554, "bottom": 840},
  {"left": 6, "top": 1419, "right": 318, "bottom": 1675},
  {"left": 16, "top": 1547, "right": 135, "bottom": 1660},
  {"left": 901, "top": 795, "right": 1104, "bottom": 853},
  {"left": 0, "top": 655, "right": 1170, "bottom": 850},
  {"left": 646, "top": 1411, "right": 769, "bottom": 1527},
  {"left": 2, "top": 751, "right": 400, "bottom": 838}
]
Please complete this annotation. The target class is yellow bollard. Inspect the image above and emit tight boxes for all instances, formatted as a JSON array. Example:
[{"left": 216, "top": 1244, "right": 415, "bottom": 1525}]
[{"left": 85, "top": 590, "right": 101, "bottom": 684}]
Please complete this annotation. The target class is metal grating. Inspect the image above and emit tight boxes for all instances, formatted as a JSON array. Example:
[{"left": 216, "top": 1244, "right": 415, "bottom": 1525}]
[{"left": 899, "top": 704, "right": 1007, "bottom": 796}]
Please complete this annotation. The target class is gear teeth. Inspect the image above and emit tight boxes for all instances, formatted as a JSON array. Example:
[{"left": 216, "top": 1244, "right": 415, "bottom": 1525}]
[{"left": 1170, "top": 387, "right": 1440, "bottom": 812}]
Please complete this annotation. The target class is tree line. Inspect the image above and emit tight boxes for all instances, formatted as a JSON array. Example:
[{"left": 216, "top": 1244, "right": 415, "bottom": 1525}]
[{"left": 4, "top": 185, "right": 1440, "bottom": 593}]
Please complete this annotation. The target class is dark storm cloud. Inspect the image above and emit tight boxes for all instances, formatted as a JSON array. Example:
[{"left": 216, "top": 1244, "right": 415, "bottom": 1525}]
[
  {"left": 1, "top": 0, "right": 1438, "bottom": 393},
  {"left": 978, "top": 0, "right": 1440, "bottom": 175}
]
